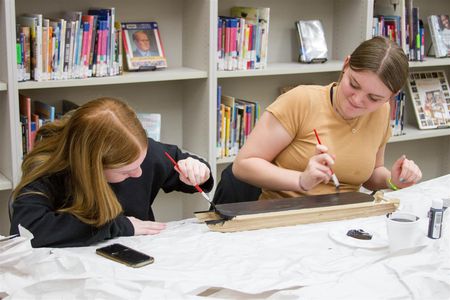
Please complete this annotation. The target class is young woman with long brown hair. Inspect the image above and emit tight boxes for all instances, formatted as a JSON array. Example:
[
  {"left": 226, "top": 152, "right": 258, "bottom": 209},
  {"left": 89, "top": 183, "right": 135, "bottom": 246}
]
[{"left": 10, "top": 97, "right": 213, "bottom": 247}]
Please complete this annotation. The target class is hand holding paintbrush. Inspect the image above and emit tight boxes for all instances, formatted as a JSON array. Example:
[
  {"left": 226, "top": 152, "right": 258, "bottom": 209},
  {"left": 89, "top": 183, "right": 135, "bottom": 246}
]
[
  {"left": 312, "top": 129, "right": 340, "bottom": 191},
  {"left": 294, "top": 129, "right": 340, "bottom": 192},
  {"left": 164, "top": 152, "right": 216, "bottom": 210}
]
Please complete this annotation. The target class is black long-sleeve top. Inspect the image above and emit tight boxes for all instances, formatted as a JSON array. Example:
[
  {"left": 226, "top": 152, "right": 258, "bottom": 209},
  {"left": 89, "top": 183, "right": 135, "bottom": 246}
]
[{"left": 10, "top": 139, "right": 214, "bottom": 248}]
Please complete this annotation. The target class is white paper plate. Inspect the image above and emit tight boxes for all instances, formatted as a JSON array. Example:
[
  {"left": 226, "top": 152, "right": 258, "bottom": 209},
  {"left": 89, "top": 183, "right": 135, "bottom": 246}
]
[{"left": 328, "top": 225, "right": 388, "bottom": 249}]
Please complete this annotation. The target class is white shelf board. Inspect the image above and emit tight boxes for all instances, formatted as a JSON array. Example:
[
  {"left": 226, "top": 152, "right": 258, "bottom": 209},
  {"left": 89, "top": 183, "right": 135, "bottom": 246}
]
[
  {"left": 217, "top": 156, "right": 235, "bottom": 165},
  {"left": 18, "top": 67, "right": 207, "bottom": 90},
  {"left": 0, "top": 172, "right": 12, "bottom": 191},
  {"left": 389, "top": 125, "right": 450, "bottom": 143},
  {"left": 0, "top": 81, "right": 7, "bottom": 91},
  {"left": 217, "top": 61, "right": 343, "bottom": 78},
  {"left": 409, "top": 57, "right": 450, "bottom": 68}
]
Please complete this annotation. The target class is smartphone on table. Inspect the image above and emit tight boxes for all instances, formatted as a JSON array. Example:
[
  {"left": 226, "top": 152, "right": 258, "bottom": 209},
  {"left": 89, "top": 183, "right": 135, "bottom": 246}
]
[{"left": 96, "top": 243, "right": 154, "bottom": 268}]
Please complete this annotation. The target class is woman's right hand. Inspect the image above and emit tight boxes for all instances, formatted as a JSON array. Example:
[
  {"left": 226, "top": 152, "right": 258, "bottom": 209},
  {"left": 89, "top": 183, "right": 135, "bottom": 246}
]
[
  {"left": 300, "top": 144, "right": 336, "bottom": 191},
  {"left": 127, "top": 216, "right": 166, "bottom": 235}
]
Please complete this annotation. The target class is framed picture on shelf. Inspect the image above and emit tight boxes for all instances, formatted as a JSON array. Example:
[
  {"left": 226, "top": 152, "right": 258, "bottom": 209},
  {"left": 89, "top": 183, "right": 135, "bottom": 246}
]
[
  {"left": 137, "top": 113, "right": 161, "bottom": 141},
  {"left": 407, "top": 70, "right": 450, "bottom": 129},
  {"left": 427, "top": 15, "right": 450, "bottom": 58},
  {"left": 295, "top": 20, "right": 328, "bottom": 63},
  {"left": 121, "top": 22, "right": 167, "bottom": 71}
]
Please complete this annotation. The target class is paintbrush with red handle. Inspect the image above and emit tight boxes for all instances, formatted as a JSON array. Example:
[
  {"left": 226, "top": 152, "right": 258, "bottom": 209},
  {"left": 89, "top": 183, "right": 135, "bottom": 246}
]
[{"left": 313, "top": 129, "right": 340, "bottom": 191}]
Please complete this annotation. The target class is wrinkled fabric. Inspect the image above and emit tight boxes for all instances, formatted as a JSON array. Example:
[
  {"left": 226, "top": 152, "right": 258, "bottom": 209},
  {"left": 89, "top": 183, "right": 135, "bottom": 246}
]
[{"left": 1, "top": 175, "right": 449, "bottom": 299}]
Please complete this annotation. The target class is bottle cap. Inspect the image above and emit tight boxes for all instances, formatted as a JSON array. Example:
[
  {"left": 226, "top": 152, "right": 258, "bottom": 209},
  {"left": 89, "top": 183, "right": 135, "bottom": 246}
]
[
  {"left": 442, "top": 198, "right": 450, "bottom": 209},
  {"left": 432, "top": 198, "right": 443, "bottom": 210}
]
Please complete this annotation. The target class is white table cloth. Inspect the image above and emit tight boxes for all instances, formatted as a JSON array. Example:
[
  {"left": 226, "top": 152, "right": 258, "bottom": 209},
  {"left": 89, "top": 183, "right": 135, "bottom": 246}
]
[{"left": 1, "top": 175, "right": 450, "bottom": 299}]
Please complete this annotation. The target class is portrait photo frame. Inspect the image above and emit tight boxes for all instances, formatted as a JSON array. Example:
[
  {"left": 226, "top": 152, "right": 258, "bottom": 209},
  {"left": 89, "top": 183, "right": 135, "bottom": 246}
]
[{"left": 121, "top": 22, "right": 167, "bottom": 71}]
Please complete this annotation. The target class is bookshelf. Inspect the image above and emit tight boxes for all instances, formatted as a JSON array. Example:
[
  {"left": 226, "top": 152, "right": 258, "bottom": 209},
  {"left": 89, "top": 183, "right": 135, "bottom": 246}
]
[
  {"left": 390, "top": 125, "right": 450, "bottom": 142},
  {"left": 0, "top": 0, "right": 449, "bottom": 236},
  {"left": 217, "top": 61, "right": 344, "bottom": 78},
  {"left": 18, "top": 68, "right": 208, "bottom": 90},
  {"left": 409, "top": 57, "right": 450, "bottom": 68}
]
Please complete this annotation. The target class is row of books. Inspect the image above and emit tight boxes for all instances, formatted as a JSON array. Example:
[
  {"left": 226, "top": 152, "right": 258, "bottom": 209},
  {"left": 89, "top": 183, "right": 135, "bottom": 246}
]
[
  {"left": 16, "top": 7, "right": 122, "bottom": 82},
  {"left": 217, "top": 6, "right": 270, "bottom": 71},
  {"left": 372, "top": 15, "right": 402, "bottom": 49},
  {"left": 19, "top": 96, "right": 162, "bottom": 155},
  {"left": 404, "top": 2, "right": 425, "bottom": 61},
  {"left": 217, "top": 86, "right": 260, "bottom": 158},
  {"left": 389, "top": 91, "right": 406, "bottom": 137},
  {"left": 372, "top": 11, "right": 425, "bottom": 61},
  {"left": 19, "top": 95, "right": 75, "bottom": 155}
]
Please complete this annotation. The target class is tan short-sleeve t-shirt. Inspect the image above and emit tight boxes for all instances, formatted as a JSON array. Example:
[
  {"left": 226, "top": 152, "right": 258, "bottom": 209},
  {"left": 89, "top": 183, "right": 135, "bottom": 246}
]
[{"left": 261, "top": 83, "right": 391, "bottom": 200}]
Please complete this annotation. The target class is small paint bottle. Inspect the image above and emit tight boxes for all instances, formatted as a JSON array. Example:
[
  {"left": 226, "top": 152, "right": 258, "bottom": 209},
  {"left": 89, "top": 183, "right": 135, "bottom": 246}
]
[{"left": 428, "top": 199, "right": 443, "bottom": 239}]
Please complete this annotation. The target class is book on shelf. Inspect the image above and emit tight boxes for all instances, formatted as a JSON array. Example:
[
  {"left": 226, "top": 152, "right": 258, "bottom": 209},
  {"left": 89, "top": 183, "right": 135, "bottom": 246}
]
[
  {"left": 137, "top": 113, "right": 161, "bottom": 142},
  {"left": 295, "top": 20, "right": 328, "bottom": 63},
  {"left": 16, "top": 7, "right": 122, "bottom": 81},
  {"left": 217, "top": 6, "right": 270, "bottom": 71},
  {"left": 19, "top": 97, "right": 79, "bottom": 154},
  {"left": 395, "top": 1, "right": 424, "bottom": 61},
  {"left": 88, "top": 7, "right": 119, "bottom": 77},
  {"left": 373, "top": 15, "right": 402, "bottom": 46},
  {"left": 216, "top": 89, "right": 260, "bottom": 159},
  {"left": 16, "top": 35, "right": 24, "bottom": 82},
  {"left": 389, "top": 91, "right": 406, "bottom": 136},
  {"left": 16, "top": 26, "right": 31, "bottom": 82},
  {"left": 121, "top": 22, "right": 167, "bottom": 71},
  {"left": 17, "top": 15, "right": 42, "bottom": 81},
  {"left": 62, "top": 99, "right": 80, "bottom": 114},
  {"left": 19, "top": 94, "right": 32, "bottom": 153},
  {"left": 428, "top": 15, "right": 450, "bottom": 58},
  {"left": 216, "top": 85, "right": 222, "bottom": 156},
  {"left": 34, "top": 100, "right": 56, "bottom": 124},
  {"left": 407, "top": 70, "right": 450, "bottom": 129}
]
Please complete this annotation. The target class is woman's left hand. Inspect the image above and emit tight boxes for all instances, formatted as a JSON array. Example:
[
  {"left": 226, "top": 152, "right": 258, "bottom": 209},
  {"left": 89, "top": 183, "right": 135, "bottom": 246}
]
[
  {"left": 390, "top": 155, "right": 422, "bottom": 189},
  {"left": 175, "top": 157, "right": 210, "bottom": 186}
]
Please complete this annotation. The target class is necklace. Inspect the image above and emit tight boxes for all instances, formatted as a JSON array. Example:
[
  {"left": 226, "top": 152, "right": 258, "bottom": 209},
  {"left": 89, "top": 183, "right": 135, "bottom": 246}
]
[{"left": 330, "top": 84, "right": 359, "bottom": 134}]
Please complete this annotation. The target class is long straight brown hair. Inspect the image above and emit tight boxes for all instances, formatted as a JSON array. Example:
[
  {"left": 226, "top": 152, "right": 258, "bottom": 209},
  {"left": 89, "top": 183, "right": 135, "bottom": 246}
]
[{"left": 13, "top": 97, "right": 148, "bottom": 227}]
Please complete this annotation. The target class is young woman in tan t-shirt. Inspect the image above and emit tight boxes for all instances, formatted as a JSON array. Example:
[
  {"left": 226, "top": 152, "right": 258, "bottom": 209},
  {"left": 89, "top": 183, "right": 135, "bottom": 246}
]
[{"left": 233, "top": 36, "right": 422, "bottom": 199}]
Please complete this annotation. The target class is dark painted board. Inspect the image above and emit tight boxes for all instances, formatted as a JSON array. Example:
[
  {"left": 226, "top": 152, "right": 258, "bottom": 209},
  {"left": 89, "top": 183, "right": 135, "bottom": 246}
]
[{"left": 216, "top": 192, "right": 374, "bottom": 219}]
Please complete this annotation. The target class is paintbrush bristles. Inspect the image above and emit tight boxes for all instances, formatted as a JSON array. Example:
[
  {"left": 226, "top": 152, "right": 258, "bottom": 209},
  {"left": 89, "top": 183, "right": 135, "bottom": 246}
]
[{"left": 331, "top": 174, "right": 340, "bottom": 191}]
